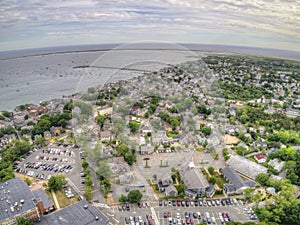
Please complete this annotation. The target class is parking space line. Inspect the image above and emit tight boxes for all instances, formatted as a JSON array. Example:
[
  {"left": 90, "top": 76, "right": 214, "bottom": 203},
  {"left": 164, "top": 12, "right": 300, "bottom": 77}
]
[{"left": 150, "top": 207, "right": 160, "bottom": 225}]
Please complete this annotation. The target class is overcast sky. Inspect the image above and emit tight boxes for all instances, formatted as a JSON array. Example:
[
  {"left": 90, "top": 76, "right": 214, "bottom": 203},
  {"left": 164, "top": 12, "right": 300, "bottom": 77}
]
[{"left": 0, "top": 0, "right": 300, "bottom": 51}]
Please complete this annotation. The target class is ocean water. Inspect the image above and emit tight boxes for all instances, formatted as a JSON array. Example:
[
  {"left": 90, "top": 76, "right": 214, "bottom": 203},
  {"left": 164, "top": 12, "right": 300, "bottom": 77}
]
[{"left": 1, "top": 43, "right": 300, "bottom": 111}]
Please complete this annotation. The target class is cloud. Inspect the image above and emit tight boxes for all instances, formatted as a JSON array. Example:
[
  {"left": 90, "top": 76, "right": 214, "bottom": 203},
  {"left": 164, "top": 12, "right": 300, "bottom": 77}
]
[{"left": 0, "top": 0, "right": 300, "bottom": 51}]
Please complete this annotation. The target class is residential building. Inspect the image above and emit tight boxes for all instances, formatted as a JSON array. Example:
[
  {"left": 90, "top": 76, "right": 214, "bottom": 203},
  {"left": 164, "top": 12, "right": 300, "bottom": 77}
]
[
  {"left": 94, "top": 106, "right": 113, "bottom": 117},
  {"left": 156, "top": 173, "right": 173, "bottom": 191},
  {"left": 222, "top": 167, "right": 256, "bottom": 195},
  {"left": 139, "top": 145, "right": 154, "bottom": 155},
  {"left": 99, "top": 131, "right": 113, "bottom": 143},
  {"left": 165, "top": 185, "right": 178, "bottom": 197},
  {"left": 254, "top": 153, "right": 267, "bottom": 164},
  {"left": 268, "top": 159, "right": 285, "bottom": 172}
]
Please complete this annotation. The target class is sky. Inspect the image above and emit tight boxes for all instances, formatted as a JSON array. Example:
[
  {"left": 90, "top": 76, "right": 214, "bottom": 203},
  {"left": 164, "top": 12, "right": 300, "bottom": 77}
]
[{"left": 0, "top": 0, "right": 300, "bottom": 52}]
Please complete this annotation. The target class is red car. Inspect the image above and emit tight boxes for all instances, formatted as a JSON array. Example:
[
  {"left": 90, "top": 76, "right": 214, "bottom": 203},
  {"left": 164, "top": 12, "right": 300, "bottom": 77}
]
[{"left": 177, "top": 201, "right": 181, "bottom": 206}]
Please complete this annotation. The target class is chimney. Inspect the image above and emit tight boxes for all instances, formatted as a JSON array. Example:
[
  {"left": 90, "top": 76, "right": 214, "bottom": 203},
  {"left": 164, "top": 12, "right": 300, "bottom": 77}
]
[{"left": 36, "top": 201, "right": 46, "bottom": 214}]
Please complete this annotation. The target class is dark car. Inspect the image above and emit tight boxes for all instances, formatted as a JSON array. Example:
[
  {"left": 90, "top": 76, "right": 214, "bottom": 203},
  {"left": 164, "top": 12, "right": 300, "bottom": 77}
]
[{"left": 159, "top": 201, "right": 162, "bottom": 206}]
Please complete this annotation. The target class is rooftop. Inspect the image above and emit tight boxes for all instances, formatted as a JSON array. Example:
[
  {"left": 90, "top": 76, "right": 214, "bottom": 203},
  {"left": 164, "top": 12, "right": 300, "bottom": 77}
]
[
  {"left": 226, "top": 155, "right": 268, "bottom": 180},
  {"left": 222, "top": 167, "right": 256, "bottom": 192},
  {"left": 179, "top": 164, "right": 209, "bottom": 190},
  {"left": 0, "top": 177, "right": 36, "bottom": 222},
  {"left": 32, "top": 188, "right": 54, "bottom": 209},
  {"left": 36, "top": 200, "right": 108, "bottom": 225}
]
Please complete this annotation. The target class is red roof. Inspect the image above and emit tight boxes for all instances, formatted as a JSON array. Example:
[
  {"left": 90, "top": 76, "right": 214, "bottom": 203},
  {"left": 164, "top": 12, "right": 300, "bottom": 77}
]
[{"left": 255, "top": 153, "right": 265, "bottom": 160}]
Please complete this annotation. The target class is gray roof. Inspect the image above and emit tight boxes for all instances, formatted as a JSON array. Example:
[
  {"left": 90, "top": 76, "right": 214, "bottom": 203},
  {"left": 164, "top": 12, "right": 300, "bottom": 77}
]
[
  {"left": 222, "top": 167, "right": 247, "bottom": 191},
  {"left": 291, "top": 146, "right": 300, "bottom": 151},
  {"left": 226, "top": 155, "right": 268, "bottom": 179},
  {"left": 165, "top": 185, "right": 178, "bottom": 195},
  {"left": 222, "top": 167, "right": 256, "bottom": 193},
  {"left": 0, "top": 177, "right": 36, "bottom": 222},
  {"left": 36, "top": 200, "right": 108, "bottom": 225},
  {"left": 32, "top": 188, "right": 54, "bottom": 209},
  {"left": 179, "top": 165, "right": 209, "bottom": 190}
]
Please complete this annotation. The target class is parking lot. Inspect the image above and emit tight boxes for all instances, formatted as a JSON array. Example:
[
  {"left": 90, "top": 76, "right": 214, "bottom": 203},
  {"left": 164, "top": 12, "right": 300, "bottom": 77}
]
[
  {"left": 109, "top": 198, "right": 258, "bottom": 225},
  {"left": 13, "top": 143, "right": 84, "bottom": 193}
]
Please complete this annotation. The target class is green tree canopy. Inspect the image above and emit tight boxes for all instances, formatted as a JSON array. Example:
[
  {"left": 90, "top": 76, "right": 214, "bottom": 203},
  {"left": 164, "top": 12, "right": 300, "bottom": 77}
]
[
  {"left": 127, "top": 190, "right": 143, "bottom": 203},
  {"left": 208, "top": 166, "right": 215, "bottom": 175},
  {"left": 95, "top": 115, "right": 105, "bottom": 127},
  {"left": 48, "top": 175, "right": 67, "bottom": 192},
  {"left": 17, "top": 217, "right": 34, "bottom": 225},
  {"left": 128, "top": 120, "right": 140, "bottom": 133},
  {"left": 255, "top": 173, "right": 270, "bottom": 186}
]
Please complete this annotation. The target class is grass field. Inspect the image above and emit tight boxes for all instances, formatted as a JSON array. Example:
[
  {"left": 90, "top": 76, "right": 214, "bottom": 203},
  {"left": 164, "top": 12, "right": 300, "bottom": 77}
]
[{"left": 46, "top": 189, "right": 79, "bottom": 208}]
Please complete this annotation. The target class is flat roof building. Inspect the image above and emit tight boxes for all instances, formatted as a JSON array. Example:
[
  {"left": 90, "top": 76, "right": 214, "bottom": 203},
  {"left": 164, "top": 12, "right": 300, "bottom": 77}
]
[
  {"left": 35, "top": 200, "right": 109, "bottom": 225},
  {"left": 0, "top": 178, "right": 41, "bottom": 225}
]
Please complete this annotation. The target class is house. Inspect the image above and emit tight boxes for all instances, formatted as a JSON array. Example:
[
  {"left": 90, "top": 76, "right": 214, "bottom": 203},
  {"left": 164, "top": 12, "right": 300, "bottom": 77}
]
[
  {"left": 140, "top": 145, "right": 154, "bottom": 155},
  {"left": 179, "top": 162, "right": 212, "bottom": 198},
  {"left": 140, "top": 124, "right": 152, "bottom": 134},
  {"left": 252, "top": 141, "right": 268, "bottom": 149},
  {"left": 206, "top": 183, "right": 215, "bottom": 197},
  {"left": 165, "top": 185, "right": 178, "bottom": 197},
  {"left": 152, "top": 130, "right": 169, "bottom": 145},
  {"left": 222, "top": 167, "right": 256, "bottom": 195},
  {"left": 268, "top": 159, "right": 285, "bottom": 172},
  {"left": 291, "top": 146, "right": 300, "bottom": 151},
  {"left": 156, "top": 173, "right": 173, "bottom": 191},
  {"left": 99, "top": 131, "right": 113, "bottom": 142},
  {"left": 43, "top": 131, "right": 52, "bottom": 141},
  {"left": 37, "top": 200, "right": 108, "bottom": 225},
  {"left": 94, "top": 106, "right": 113, "bottom": 117},
  {"left": 254, "top": 153, "right": 267, "bottom": 164},
  {"left": 0, "top": 178, "right": 46, "bottom": 225},
  {"left": 50, "top": 126, "right": 61, "bottom": 136}
]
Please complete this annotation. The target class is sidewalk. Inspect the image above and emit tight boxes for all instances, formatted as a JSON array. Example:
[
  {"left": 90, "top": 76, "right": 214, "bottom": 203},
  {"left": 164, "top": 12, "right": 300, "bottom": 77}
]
[{"left": 51, "top": 190, "right": 61, "bottom": 210}]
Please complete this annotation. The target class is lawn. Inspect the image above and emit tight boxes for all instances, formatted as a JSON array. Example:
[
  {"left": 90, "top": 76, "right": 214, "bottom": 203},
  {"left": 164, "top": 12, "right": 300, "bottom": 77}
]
[
  {"left": 213, "top": 172, "right": 226, "bottom": 189},
  {"left": 46, "top": 189, "right": 79, "bottom": 208}
]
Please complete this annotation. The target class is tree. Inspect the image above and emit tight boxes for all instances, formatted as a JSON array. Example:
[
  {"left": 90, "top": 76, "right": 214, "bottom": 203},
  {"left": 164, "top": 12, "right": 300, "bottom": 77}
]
[
  {"left": 24, "top": 178, "right": 32, "bottom": 186},
  {"left": 255, "top": 173, "right": 270, "bottom": 186},
  {"left": 35, "top": 136, "right": 46, "bottom": 146},
  {"left": 82, "top": 160, "right": 89, "bottom": 170},
  {"left": 88, "top": 87, "right": 95, "bottom": 94},
  {"left": 48, "top": 175, "right": 67, "bottom": 192},
  {"left": 209, "top": 176, "right": 216, "bottom": 184},
  {"left": 84, "top": 186, "right": 93, "bottom": 201},
  {"left": 2, "top": 111, "right": 12, "bottom": 118},
  {"left": 100, "top": 178, "right": 111, "bottom": 195},
  {"left": 95, "top": 115, "right": 105, "bottom": 127},
  {"left": 208, "top": 166, "right": 215, "bottom": 175},
  {"left": 119, "top": 194, "right": 127, "bottom": 202},
  {"left": 244, "top": 188, "right": 254, "bottom": 202},
  {"left": 17, "top": 218, "right": 34, "bottom": 225},
  {"left": 128, "top": 120, "right": 140, "bottom": 133},
  {"left": 127, "top": 190, "right": 143, "bottom": 203}
]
